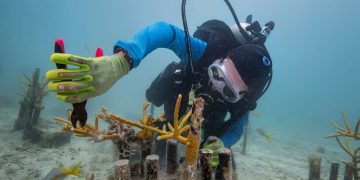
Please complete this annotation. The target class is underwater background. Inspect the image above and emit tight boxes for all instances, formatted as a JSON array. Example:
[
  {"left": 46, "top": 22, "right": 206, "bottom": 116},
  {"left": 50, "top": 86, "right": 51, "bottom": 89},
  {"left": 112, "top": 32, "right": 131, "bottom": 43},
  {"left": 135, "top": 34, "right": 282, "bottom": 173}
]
[{"left": 1, "top": 0, "right": 360, "bottom": 179}]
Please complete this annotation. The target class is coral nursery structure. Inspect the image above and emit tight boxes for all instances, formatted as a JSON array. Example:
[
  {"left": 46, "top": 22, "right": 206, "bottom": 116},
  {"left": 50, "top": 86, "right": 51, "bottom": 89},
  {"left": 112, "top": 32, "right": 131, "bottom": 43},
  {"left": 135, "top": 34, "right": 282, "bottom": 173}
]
[
  {"left": 13, "top": 68, "right": 48, "bottom": 143},
  {"left": 110, "top": 95, "right": 193, "bottom": 145},
  {"left": 54, "top": 94, "right": 233, "bottom": 179},
  {"left": 327, "top": 112, "right": 360, "bottom": 179}
]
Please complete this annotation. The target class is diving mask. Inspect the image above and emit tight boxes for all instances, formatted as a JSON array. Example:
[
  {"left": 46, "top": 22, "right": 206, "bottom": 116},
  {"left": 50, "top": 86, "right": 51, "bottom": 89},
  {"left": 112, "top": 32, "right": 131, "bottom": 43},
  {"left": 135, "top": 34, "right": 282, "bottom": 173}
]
[{"left": 208, "top": 58, "right": 248, "bottom": 103}]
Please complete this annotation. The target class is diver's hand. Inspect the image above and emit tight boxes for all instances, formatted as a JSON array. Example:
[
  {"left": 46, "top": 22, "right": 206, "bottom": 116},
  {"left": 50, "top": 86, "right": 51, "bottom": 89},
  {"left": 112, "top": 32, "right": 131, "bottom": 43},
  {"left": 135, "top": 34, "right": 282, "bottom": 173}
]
[
  {"left": 203, "top": 136, "right": 225, "bottom": 168},
  {"left": 46, "top": 52, "right": 130, "bottom": 103}
]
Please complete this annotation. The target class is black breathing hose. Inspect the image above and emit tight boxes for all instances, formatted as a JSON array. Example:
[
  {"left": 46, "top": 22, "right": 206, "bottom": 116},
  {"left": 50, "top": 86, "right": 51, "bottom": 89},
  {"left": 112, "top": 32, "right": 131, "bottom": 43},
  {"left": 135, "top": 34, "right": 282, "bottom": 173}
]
[
  {"left": 181, "top": 0, "right": 254, "bottom": 78},
  {"left": 181, "top": 0, "right": 195, "bottom": 77},
  {"left": 223, "top": 0, "right": 252, "bottom": 43}
]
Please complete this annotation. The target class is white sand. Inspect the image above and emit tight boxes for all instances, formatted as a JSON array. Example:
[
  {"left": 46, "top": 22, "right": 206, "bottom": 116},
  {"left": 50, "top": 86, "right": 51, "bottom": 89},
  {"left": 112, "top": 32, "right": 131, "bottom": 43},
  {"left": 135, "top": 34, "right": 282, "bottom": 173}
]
[
  {"left": 233, "top": 131, "right": 348, "bottom": 180},
  {"left": 0, "top": 107, "right": 350, "bottom": 180}
]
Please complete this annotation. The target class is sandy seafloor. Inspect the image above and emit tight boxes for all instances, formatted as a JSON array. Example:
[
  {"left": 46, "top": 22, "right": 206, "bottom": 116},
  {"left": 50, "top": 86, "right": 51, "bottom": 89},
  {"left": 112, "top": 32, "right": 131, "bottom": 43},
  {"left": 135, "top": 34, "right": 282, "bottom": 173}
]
[{"left": 0, "top": 107, "right": 350, "bottom": 180}]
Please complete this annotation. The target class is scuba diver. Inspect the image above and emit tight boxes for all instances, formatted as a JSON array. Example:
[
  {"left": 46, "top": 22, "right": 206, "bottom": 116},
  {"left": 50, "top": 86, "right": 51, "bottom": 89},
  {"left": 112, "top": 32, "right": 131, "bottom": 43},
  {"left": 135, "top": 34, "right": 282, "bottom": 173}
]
[{"left": 46, "top": 1, "right": 274, "bottom": 172}]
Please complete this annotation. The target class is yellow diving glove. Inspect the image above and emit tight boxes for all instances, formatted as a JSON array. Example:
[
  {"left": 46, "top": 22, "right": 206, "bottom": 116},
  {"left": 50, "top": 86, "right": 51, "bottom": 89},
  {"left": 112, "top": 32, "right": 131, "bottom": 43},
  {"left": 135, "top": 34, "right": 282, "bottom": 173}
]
[
  {"left": 46, "top": 52, "right": 130, "bottom": 103},
  {"left": 203, "top": 136, "right": 225, "bottom": 168}
]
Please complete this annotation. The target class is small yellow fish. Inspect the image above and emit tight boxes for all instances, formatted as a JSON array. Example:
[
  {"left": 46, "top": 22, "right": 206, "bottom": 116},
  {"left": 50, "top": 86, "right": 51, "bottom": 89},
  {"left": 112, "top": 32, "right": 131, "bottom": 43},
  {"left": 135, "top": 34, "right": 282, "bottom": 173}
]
[
  {"left": 44, "top": 162, "right": 80, "bottom": 180},
  {"left": 256, "top": 128, "right": 272, "bottom": 143}
]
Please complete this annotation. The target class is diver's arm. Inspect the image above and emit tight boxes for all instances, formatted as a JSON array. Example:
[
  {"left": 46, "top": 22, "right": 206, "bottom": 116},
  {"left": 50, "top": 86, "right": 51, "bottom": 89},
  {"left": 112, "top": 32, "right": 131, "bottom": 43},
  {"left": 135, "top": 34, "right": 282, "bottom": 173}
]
[
  {"left": 114, "top": 21, "right": 207, "bottom": 68},
  {"left": 220, "top": 112, "right": 249, "bottom": 147}
]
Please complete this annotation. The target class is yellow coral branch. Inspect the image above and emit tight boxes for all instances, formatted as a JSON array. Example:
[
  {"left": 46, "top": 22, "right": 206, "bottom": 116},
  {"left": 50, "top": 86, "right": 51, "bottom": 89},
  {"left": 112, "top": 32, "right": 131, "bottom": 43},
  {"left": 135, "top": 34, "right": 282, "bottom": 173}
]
[
  {"left": 150, "top": 94, "right": 193, "bottom": 145},
  {"left": 157, "top": 133, "right": 174, "bottom": 140},
  {"left": 341, "top": 111, "right": 352, "bottom": 132},
  {"left": 335, "top": 136, "right": 354, "bottom": 158},
  {"left": 53, "top": 116, "right": 72, "bottom": 125},
  {"left": 179, "top": 109, "right": 192, "bottom": 129},
  {"left": 355, "top": 119, "right": 360, "bottom": 133},
  {"left": 142, "top": 101, "right": 149, "bottom": 124},
  {"left": 167, "top": 122, "right": 175, "bottom": 132},
  {"left": 153, "top": 113, "right": 165, "bottom": 124},
  {"left": 328, "top": 112, "right": 360, "bottom": 179},
  {"left": 176, "top": 135, "right": 189, "bottom": 145},
  {"left": 179, "top": 125, "right": 190, "bottom": 135},
  {"left": 54, "top": 95, "right": 196, "bottom": 149},
  {"left": 53, "top": 114, "right": 114, "bottom": 141},
  {"left": 174, "top": 94, "right": 182, "bottom": 130},
  {"left": 109, "top": 95, "right": 194, "bottom": 145},
  {"left": 162, "top": 124, "right": 166, "bottom": 131},
  {"left": 330, "top": 121, "right": 347, "bottom": 132},
  {"left": 131, "top": 101, "right": 167, "bottom": 139},
  {"left": 110, "top": 113, "right": 166, "bottom": 135},
  {"left": 185, "top": 98, "right": 204, "bottom": 166}
]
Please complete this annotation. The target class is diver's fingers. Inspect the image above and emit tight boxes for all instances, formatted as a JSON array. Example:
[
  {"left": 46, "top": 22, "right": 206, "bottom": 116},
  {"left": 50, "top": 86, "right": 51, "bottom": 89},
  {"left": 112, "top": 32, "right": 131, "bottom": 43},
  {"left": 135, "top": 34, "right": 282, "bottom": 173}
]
[
  {"left": 46, "top": 69, "right": 89, "bottom": 81},
  {"left": 68, "top": 56, "right": 103, "bottom": 65},
  {"left": 48, "top": 81, "right": 93, "bottom": 94},
  {"left": 51, "top": 53, "right": 92, "bottom": 67},
  {"left": 56, "top": 90, "right": 95, "bottom": 103},
  {"left": 48, "top": 75, "right": 93, "bottom": 95}
]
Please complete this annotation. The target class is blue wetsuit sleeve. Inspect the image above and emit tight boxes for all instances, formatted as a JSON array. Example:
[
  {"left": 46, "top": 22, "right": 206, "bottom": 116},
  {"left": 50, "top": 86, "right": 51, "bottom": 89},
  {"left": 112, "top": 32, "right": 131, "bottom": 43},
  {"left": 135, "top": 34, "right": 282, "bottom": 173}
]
[
  {"left": 220, "top": 112, "right": 249, "bottom": 148},
  {"left": 114, "top": 21, "right": 207, "bottom": 68}
]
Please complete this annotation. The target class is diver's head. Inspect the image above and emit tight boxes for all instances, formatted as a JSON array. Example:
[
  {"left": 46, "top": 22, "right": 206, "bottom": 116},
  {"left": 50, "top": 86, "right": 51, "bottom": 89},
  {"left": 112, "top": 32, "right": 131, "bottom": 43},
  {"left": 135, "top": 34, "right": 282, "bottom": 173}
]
[
  {"left": 207, "top": 44, "right": 272, "bottom": 104},
  {"left": 207, "top": 58, "right": 248, "bottom": 103}
]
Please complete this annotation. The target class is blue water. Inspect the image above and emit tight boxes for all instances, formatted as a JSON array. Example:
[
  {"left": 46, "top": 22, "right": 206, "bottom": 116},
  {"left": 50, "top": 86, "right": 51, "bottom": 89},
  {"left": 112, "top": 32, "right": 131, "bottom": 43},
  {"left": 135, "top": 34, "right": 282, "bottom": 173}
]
[{"left": 1, "top": 0, "right": 360, "bottom": 178}]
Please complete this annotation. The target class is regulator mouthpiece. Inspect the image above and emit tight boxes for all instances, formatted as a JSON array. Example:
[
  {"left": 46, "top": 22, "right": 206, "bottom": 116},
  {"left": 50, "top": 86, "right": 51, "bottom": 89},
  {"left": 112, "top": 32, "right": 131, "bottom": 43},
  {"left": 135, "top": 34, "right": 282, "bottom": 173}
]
[{"left": 259, "top": 21, "right": 275, "bottom": 42}]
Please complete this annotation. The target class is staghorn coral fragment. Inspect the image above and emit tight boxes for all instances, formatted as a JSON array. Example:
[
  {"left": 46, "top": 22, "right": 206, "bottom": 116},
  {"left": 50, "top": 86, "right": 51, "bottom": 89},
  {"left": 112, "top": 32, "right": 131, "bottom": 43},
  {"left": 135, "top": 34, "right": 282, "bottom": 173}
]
[
  {"left": 109, "top": 95, "right": 192, "bottom": 145},
  {"left": 53, "top": 95, "right": 207, "bottom": 178},
  {"left": 136, "top": 101, "right": 165, "bottom": 140},
  {"left": 51, "top": 94, "right": 209, "bottom": 179},
  {"left": 179, "top": 110, "right": 192, "bottom": 129},
  {"left": 109, "top": 94, "right": 192, "bottom": 145},
  {"left": 53, "top": 108, "right": 131, "bottom": 142},
  {"left": 155, "top": 94, "right": 192, "bottom": 145},
  {"left": 185, "top": 132, "right": 200, "bottom": 165},
  {"left": 185, "top": 97, "right": 204, "bottom": 180},
  {"left": 179, "top": 125, "right": 190, "bottom": 135},
  {"left": 326, "top": 111, "right": 360, "bottom": 179},
  {"left": 326, "top": 112, "right": 360, "bottom": 139},
  {"left": 54, "top": 94, "right": 195, "bottom": 147},
  {"left": 110, "top": 114, "right": 166, "bottom": 135}
]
